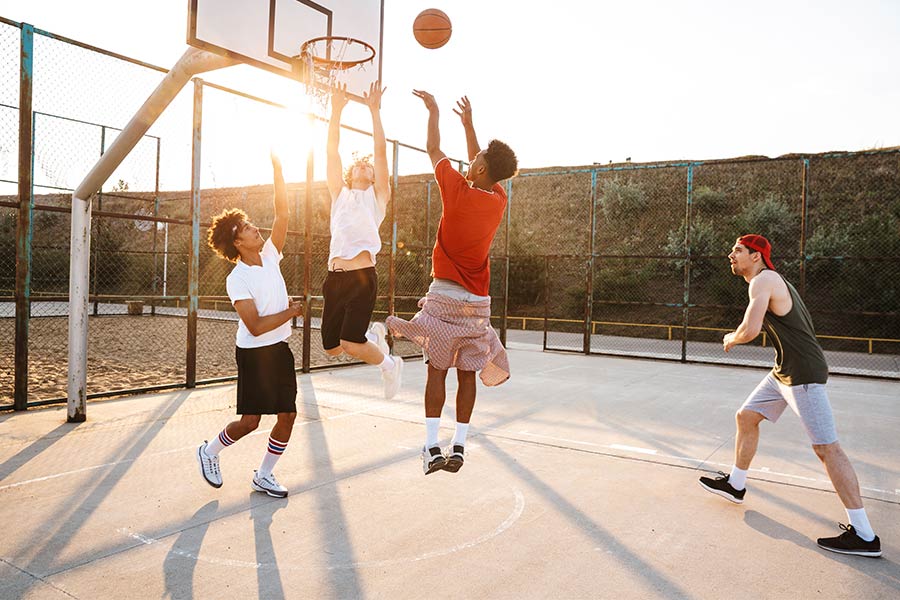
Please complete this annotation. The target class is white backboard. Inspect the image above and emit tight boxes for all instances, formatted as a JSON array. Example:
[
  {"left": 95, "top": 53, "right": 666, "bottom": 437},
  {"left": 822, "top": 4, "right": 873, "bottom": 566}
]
[{"left": 187, "top": 0, "right": 384, "bottom": 101}]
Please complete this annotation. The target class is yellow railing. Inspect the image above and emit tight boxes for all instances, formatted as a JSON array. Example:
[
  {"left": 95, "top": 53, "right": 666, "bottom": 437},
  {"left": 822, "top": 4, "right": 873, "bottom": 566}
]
[{"left": 189, "top": 305, "right": 899, "bottom": 355}]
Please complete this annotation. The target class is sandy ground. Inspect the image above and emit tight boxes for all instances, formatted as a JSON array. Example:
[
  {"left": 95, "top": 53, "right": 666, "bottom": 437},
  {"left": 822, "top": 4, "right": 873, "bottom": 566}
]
[{"left": 0, "top": 316, "right": 424, "bottom": 405}]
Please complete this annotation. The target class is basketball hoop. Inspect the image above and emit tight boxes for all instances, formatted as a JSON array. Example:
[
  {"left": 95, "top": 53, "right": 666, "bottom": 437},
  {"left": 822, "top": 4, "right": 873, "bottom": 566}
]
[{"left": 295, "top": 36, "right": 376, "bottom": 111}]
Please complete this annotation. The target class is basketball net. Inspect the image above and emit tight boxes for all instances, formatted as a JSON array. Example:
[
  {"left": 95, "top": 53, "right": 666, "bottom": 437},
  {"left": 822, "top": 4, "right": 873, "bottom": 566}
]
[{"left": 298, "top": 37, "right": 375, "bottom": 113}]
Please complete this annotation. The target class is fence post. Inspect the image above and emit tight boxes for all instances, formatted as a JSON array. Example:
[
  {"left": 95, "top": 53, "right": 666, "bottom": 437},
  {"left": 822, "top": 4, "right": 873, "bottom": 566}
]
[
  {"left": 543, "top": 255, "right": 549, "bottom": 350},
  {"left": 92, "top": 126, "right": 105, "bottom": 316},
  {"left": 301, "top": 113, "right": 314, "bottom": 373},
  {"left": 389, "top": 140, "right": 399, "bottom": 322},
  {"left": 584, "top": 170, "right": 597, "bottom": 354},
  {"left": 500, "top": 179, "right": 511, "bottom": 346},
  {"left": 14, "top": 23, "right": 34, "bottom": 411},
  {"left": 799, "top": 158, "right": 809, "bottom": 297},
  {"left": 680, "top": 164, "right": 694, "bottom": 362},
  {"left": 186, "top": 78, "right": 203, "bottom": 387},
  {"left": 151, "top": 136, "right": 161, "bottom": 315},
  {"left": 425, "top": 180, "right": 432, "bottom": 288}
]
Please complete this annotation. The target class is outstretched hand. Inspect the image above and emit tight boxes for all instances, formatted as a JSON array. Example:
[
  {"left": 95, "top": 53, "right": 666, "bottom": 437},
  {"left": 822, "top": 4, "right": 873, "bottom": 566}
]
[
  {"left": 452, "top": 95, "right": 473, "bottom": 127},
  {"left": 331, "top": 82, "right": 350, "bottom": 113},
  {"left": 364, "top": 81, "right": 386, "bottom": 111},
  {"left": 412, "top": 89, "right": 438, "bottom": 111}
]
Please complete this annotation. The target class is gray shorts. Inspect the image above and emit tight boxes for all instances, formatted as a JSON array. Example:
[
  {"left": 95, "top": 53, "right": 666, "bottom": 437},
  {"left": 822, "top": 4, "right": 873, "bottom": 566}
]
[{"left": 740, "top": 372, "right": 838, "bottom": 445}]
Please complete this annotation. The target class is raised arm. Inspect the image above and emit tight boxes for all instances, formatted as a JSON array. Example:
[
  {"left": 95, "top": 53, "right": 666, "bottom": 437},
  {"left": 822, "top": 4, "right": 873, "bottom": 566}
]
[
  {"left": 326, "top": 84, "right": 350, "bottom": 200},
  {"left": 269, "top": 151, "right": 289, "bottom": 253},
  {"left": 452, "top": 95, "right": 480, "bottom": 162},
  {"left": 364, "top": 82, "right": 390, "bottom": 207},
  {"left": 412, "top": 89, "right": 447, "bottom": 168}
]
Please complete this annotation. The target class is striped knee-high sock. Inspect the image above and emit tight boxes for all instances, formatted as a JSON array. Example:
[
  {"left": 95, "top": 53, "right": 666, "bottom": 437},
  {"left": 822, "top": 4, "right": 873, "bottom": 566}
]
[
  {"left": 257, "top": 436, "right": 288, "bottom": 479},
  {"left": 205, "top": 427, "right": 236, "bottom": 456}
]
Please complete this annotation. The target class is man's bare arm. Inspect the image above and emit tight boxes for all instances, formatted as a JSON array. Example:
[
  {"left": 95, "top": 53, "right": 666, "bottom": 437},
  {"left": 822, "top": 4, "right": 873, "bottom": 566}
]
[
  {"left": 412, "top": 89, "right": 447, "bottom": 168},
  {"left": 326, "top": 84, "right": 350, "bottom": 200},
  {"left": 269, "top": 152, "right": 288, "bottom": 253},
  {"left": 234, "top": 299, "right": 303, "bottom": 337},
  {"left": 365, "top": 82, "right": 390, "bottom": 207},
  {"left": 723, "top": 275, "right": 773, "bottom": 352},
  {"left": 452, "top": 95, "right": 480, "bottom": 162}
]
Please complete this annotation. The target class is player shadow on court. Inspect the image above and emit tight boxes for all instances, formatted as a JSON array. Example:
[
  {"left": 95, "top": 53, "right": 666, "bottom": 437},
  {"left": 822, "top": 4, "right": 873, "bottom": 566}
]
[
  {"left": 250, "top": 494, "right": 288, "bottom": 600},
  {"left": 291, "top": 376, "right": 365, "bottom": 598},
  {"left": 11, "top": 390, "right": 191, "bottom": 593},
  {"left": 163, "top": 500, "right": 219, "bottom": 600},
  {"left": 743, "top": 510, "right": 900, "bottom": 591},
  {"left": 0, "top": 421, "right": 77, "bottom": 482},
  {"left": 475, "top": 435, "right": 693, "bottom": 598}
]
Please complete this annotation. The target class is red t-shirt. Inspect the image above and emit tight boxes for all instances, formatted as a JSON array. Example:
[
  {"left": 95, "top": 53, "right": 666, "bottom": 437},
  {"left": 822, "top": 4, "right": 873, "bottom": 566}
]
[{"left": 431, "top": 157, "right": 507, "bottom": 296}]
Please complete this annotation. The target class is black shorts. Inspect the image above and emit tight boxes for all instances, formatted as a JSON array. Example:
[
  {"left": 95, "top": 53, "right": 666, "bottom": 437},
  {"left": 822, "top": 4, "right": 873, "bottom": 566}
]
[
  {"left": 321, "top": 267, "right": 377, "bottom": 350},
  {"left": 235, "top": 342, "right": 297, "bottom": 415}
]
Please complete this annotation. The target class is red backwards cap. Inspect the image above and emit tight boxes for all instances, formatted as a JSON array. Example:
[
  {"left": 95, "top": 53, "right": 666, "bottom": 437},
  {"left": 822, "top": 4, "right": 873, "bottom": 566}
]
[{"left": 737, "top": 234, "right": 775, "bottom": 270}]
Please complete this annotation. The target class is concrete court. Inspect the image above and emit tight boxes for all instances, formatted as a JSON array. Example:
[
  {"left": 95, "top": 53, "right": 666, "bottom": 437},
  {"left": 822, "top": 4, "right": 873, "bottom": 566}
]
[{"left": 0, "top": 346, "right": 898, "bottom": 599}]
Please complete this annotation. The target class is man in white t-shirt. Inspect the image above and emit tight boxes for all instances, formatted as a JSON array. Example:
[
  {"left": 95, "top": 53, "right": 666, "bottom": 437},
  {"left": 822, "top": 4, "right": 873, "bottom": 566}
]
[
  {"left": 196, "top": 153, "right": 302, "bottom": 498},
  {"left": 322, "top": 81, "right": 403, "bottom": 398}
]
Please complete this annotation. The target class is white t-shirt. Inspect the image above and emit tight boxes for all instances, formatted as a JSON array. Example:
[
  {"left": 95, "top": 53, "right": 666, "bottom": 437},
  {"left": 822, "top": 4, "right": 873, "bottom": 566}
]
[
  {"left": 328, "top": 185, "right": 385, "bottom": 269},
  {"left": 226, "top": 238, "right": 291, "bottom": 348}
]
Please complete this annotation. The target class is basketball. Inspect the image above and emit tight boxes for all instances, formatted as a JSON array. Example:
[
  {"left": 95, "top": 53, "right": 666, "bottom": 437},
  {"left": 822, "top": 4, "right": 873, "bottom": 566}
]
[{"left": 413, "top": 9, "right": 452, "bottom": 49}]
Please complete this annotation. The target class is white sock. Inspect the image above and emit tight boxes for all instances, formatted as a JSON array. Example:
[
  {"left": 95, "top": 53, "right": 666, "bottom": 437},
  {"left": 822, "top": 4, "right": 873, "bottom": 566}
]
[
  {"left": 729, "top": 465, "right": 748, "bottom": 490},
  {"left": 378, "top": 354, "right": 395, "bottom": 371},
  {"left": 425, "top": 417, "right": 441, "bottom": 448},
  {"left": 846, "top": 508, "right": 875, "bottom": 541},
  {"left": 452, "top": 422, "right": 469, "bottom": 447},
  {"left": 205, "top": 428, "right": 236, "bottom": 457},
  {"left": 257, "top": 436, "right": 288, "bottom": 479}
]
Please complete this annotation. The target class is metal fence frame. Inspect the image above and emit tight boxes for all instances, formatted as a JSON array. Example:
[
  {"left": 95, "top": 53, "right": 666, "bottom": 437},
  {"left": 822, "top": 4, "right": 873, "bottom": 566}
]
[{"left": 3, "top": 17, "right": 898, "bottom": 411}]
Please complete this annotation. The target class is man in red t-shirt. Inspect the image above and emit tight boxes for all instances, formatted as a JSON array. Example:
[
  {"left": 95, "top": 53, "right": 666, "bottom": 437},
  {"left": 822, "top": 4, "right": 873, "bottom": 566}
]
[{"left": 387, "top": 91, "right": 518, "bottom": 475}]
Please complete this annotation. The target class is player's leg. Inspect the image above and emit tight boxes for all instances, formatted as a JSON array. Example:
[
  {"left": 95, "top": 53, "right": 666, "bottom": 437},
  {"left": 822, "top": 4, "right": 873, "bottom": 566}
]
[
  {"left": 783, "top": 383, "right": 881, "bottom": 555},
  {"left": 422, "top": 363, "right": 449, "bottom": 474},
  {"left": 443, "top": 369, "right": 476, "bottom": 473},
  {"left": 252, "top": 342, "right": 299, "bottom": 498},
  {"left": 337, "top": 268, "right": 403, "bottom": 398},
  {"left": 700, "top": 373, "right": 784, "bottom": 503},
  {"left": 322, "top": 270, "right": 346, "bottom": 357}
]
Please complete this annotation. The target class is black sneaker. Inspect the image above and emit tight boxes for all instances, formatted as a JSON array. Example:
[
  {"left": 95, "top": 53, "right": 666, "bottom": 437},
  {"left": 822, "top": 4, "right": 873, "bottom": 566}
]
[
  {"left": 442, "top": 445, "right": 465, "bottom": 473},
  {"left": 817, "top": 524, "right": 882, "bottom": 557},
  {"left": 698, "top": 472, "right": 746, "bottom": 504},
  {"left": 422, "top": 445, "right": 446, "bottom": 475}
]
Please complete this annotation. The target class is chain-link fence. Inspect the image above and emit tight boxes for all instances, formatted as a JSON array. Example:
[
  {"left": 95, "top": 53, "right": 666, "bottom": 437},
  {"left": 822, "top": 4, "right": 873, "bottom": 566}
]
[{"left": 3, "top": 16, "right": 898, "bottom": 410}]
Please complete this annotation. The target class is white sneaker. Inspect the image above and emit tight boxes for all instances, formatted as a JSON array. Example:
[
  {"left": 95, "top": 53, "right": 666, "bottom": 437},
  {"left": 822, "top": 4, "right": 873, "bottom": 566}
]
[
  {"left": 369, "top": 322, "right": 390, "bottom": 355},
  {"left": 197, "top": 442, "right": 222, "bottom": 488},
  {"left": 382, "top": 355, "right": 404, "bottom": 399},
  {"left": 251, "top": 471, "right": 288, "bottom": 498}
]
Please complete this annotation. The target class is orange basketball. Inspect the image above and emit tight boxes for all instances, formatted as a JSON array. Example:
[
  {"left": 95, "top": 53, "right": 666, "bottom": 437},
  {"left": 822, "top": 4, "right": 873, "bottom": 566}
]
[{"left": 413, "top": 9, "right": 452, "bottom": 49}]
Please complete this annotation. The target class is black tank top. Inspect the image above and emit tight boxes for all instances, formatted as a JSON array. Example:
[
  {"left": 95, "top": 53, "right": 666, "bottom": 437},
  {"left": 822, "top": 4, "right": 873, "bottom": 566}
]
[{"left": 762, "top": 274, "right": 829, "bottom": 386}]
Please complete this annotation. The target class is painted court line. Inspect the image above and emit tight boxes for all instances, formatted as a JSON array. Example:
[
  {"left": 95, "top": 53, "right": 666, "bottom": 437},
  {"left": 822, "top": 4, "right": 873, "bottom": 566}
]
[{"left": 118, "top": 488, "right": 525, "bottom": 570}]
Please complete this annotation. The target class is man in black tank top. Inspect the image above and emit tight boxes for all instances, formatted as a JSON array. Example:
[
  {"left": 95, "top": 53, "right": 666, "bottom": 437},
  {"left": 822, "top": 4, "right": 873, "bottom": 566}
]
[{"left": 698, "top": 235, "right": 881, "bottom": 557}]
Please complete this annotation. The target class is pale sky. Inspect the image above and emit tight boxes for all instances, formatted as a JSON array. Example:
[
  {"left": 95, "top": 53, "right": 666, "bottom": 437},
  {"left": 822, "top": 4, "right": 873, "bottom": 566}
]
[{"left": 4, "top": 0, "right": 900, "bottom": 190}]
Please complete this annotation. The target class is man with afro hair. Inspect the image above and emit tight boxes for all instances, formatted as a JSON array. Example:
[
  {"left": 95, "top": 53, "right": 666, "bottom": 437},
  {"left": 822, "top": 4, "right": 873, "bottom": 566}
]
[{"left": 197, "top": 152, "right": 302, "bottom": 498}]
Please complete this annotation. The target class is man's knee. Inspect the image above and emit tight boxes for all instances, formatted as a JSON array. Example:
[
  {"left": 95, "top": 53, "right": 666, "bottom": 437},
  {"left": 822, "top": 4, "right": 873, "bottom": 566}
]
[
  {"left": 339, "top": 339, "right": 362, "bottom": 355},
  {"left": 736, "top": 409, "right": 763, "bottom": 430},
  {"left": 457, "top": 369, "right": 476, "bottom": 383},
  {"left": 278, "top": 411, "right": 297, "bottom": 424},
  {"left": 241, "top": 415, "right": 262, "bottom": 431},
  {"left": 812, "top": 441, "right": 841, "bottom": 462}
]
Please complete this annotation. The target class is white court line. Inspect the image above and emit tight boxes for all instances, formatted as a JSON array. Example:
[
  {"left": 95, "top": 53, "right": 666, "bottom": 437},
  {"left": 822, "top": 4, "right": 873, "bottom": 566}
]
[
  {"left": 608, "top": 444, "right": 658, "bottom": 455},
  {"left": 118, "top": 488, "right": 525, "bottom": 570},
  {"left": 0, "top": 405, "right": 386, "bottom": 492},
  {"left": 512, "top": 430, "right": 601, "bottom": 447}
]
